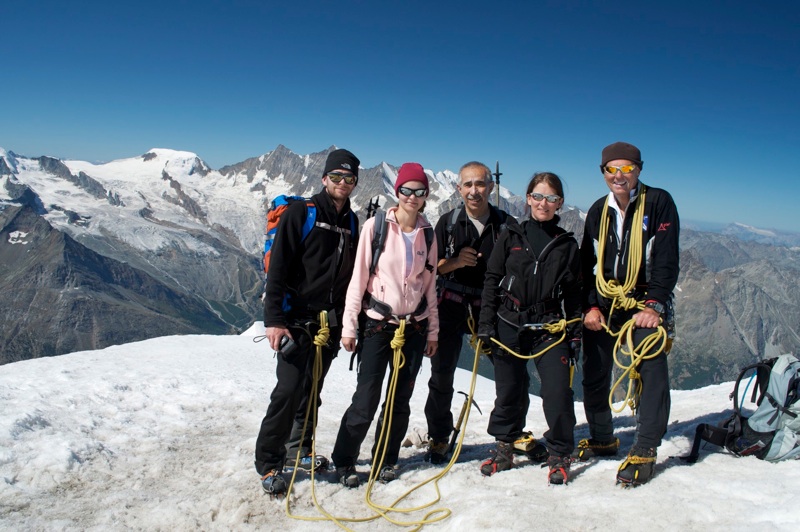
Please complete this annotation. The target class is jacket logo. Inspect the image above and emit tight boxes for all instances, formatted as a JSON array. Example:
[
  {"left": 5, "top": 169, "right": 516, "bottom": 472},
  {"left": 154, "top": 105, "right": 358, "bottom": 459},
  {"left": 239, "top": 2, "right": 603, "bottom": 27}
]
[
  {"left": 510, "top": 246, "right": 522, "bottom": 251},
  {"left": 416, "top": 250, "right": 425, "bottom": 255},
  {"left": 658, "top": 222, "right": 671, "bottom": 231},
  {"left": 642, "top": 215, "right": 649, "bottom": 232}
]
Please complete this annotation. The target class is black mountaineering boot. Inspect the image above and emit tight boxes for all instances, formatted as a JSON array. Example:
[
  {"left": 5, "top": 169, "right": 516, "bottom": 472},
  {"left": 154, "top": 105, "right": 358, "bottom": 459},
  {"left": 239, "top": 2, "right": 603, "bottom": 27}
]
[
  {"left": 513, "top": 431, "right": 549, "bottom": 463},
  {"left": 573, "top": 437, "right": 620, "bottom": 461},
  {"left": 285, "top": 452, "right": 330, "bottom": 472},
  {"left": 616, "top": 446, "right": 657, "bottom": 487},
  {"left": 377, "top": 464, "right": 398, "bottom": 483},
  {"left": 337, "top": 465, "right": 360, "bottom": 489},
  {"left": 260, "top": 469, "right": 287, "bottom": 496},
  {"left": 480, "top": 441, "right": 515, "bottom": 476},
  {"left": 424, "top": 440, "right": 449, "bottom": 465},
  {"left": 547, "top": 455, "right": 571, "bottom": 485}
]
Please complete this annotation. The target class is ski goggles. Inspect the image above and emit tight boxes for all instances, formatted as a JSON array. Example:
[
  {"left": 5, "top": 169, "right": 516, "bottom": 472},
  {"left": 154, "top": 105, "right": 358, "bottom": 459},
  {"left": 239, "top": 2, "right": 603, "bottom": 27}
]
[
  {"left": 603, "top": 164, "right": 637, "bottom": 175},
  {"left": 398, "top": 186, "right": 428, "bottom": 198},
  {"left": 326, "top": 172, "right": 357, "bottom": 185},
  {"left": 528, "top": 192, "right": 561, "bottom": 204}
]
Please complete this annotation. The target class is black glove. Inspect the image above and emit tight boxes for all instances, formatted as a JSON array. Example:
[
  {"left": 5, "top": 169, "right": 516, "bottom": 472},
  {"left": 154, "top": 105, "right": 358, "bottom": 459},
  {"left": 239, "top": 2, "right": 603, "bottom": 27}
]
[{"left": 476, "top": 326, "right": 493, "bottom": 348}]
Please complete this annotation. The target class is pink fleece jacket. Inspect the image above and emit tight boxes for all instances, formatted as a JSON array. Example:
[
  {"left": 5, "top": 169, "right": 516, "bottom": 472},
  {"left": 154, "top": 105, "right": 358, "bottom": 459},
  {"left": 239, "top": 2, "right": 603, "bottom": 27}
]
[{"left": 342, "top": 207, "right": 439, "bottom": 341}]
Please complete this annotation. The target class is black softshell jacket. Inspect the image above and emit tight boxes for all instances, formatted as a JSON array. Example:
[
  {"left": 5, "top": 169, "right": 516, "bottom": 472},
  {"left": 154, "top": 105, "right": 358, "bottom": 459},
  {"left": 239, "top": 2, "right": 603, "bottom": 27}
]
[
  {"left": 263, "top": 190, "right": 358, "bottom": 327},
  {"left": 478, "top": 216, "right": 582, "bottom": 334},
  {"left": 435, "top": 204, "right": 511, "bottom": 290},
  {"left": 580, "top": 183, "right": 679, "bottom": 310}
]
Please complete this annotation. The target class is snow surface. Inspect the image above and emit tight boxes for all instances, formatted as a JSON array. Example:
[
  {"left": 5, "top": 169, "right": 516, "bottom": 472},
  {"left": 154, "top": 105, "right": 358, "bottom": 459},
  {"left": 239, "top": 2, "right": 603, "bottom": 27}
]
[
  {"left": 731, "top": 222, "right": 778, "bottom": 238},
  {"left": 1, "top": 324, "right": 798, "bottom": 531}
]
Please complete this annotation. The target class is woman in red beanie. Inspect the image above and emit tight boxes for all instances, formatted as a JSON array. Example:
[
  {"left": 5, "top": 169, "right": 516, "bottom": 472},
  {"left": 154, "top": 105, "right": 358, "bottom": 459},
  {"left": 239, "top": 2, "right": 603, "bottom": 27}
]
[{"left": 331, "top": 162, "right": 439, "bottom": 488}]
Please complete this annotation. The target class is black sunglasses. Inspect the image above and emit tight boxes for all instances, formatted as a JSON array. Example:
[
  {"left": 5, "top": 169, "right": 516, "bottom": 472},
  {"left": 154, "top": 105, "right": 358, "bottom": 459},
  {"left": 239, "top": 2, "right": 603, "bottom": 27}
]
[
  {"left": 326, "top": 172, "right": 357, "bottom": 185},
  {"left": 398, "top": 186, "right": 428, "bottom": 198}
]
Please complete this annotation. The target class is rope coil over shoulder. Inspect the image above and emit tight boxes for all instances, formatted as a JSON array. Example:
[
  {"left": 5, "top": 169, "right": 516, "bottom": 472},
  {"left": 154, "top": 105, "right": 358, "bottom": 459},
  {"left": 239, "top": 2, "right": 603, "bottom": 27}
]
[{"left": 594, "top": 189, "right": 670, "bottom": 413}]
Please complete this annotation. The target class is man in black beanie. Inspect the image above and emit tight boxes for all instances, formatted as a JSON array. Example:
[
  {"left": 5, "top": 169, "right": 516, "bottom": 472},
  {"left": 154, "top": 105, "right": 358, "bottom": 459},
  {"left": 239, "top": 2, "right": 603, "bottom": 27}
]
[
  {"left": 255, "top": 148, "right": 360, "bottom": 496},
  {"left": 577, "top": 141, "right": 680, "bottom": 487}
]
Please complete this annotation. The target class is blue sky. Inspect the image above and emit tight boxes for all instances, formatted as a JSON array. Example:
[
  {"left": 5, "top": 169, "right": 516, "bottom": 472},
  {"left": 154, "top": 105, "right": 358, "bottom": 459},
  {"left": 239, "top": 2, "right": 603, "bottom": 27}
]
[{"left": 3, "top": 0, "right": 799, "bottom": 231}]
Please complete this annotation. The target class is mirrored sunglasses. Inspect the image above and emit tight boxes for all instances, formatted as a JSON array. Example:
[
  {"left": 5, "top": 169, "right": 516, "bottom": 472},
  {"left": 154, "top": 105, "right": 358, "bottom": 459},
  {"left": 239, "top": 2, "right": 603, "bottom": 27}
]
[
  {"left": 327, "top": 172, "right": 357, "bottom": 185},
  {"left": 398, "top": 186, "right": 428, "bottom": 198},
  {"left": 528, "top": 192, "right": 561, "bottom": 204},
  {"left": 603, "top": 164, "right": 637, "bottom": 175}
]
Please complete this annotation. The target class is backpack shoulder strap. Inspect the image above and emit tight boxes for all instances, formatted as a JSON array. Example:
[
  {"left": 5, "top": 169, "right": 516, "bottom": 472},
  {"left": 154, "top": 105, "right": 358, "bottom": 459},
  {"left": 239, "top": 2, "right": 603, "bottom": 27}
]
[
  {"left": 369, "top": 211, "right": 388, "bottom": 276},
  {"left": 424, "top": 226, "right": 434, "bottom": 252},
  {"left": 444, "top": 207, "right": 462, "bottom": 258},
  {"left": 733, "top": 361, "right": 775, "bottom": 414},
  {"left": 349, "top": 211, "right": 357, "bottom": 238},
  {"left": 301, "top": 200, "right": 316, "bottom": 241},
  {"left": 447, "top": 206, "right": 462, "bottom": 232},
  {"left": 424, "top": 226, "right": 435, "bottom": 272},
  {"left": 495, "top": 207, "right": 511, "bottom": 235}
]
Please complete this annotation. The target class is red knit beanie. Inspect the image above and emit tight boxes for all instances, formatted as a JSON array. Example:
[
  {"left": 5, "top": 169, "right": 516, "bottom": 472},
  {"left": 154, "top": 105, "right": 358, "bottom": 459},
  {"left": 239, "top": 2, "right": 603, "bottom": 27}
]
[{"left": 394, "top": 162, "right": 429, "bottom": 196}]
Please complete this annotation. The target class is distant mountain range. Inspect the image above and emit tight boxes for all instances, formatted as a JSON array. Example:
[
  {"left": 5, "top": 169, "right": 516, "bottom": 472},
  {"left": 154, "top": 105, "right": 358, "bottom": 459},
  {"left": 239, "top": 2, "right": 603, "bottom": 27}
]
[{"left": 2, "top": 145, "right": 799, "bottom": 390}]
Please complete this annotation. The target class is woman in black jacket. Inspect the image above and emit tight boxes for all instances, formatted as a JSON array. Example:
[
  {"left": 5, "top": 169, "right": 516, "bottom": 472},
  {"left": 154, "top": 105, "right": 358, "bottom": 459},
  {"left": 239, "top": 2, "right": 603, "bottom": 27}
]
[{"left": 477, "top": 172, "right": 582, "bottom": 485}]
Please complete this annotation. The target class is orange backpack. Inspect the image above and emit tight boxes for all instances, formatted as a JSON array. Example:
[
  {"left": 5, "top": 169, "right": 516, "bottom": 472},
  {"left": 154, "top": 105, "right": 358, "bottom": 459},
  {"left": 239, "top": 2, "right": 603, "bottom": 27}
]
[{"left": 262, "top": 195, "right": 315, "bottom": 275}]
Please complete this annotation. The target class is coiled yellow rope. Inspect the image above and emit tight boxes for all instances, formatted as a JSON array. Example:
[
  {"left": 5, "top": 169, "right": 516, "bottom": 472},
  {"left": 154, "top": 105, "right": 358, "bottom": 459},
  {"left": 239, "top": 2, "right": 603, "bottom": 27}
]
[{"left": 594, "top": 191, "right": 669, "bottom": 412}]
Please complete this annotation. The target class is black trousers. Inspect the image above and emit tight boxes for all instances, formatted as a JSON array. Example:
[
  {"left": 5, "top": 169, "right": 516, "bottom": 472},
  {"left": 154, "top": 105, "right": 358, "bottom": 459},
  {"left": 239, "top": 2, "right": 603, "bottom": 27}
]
[
  {"left": 487, "top": 319, "right": 576, "bottom": 456},
  {"left": 424, "top": 298, "right": 480, "bottom": 443},
  {"left": 254, "top": 321, "right": 339, "bottom": 476},
  {"left": 331, "top": 316, "right": 427, "bottom": 468},
  {"left": 582, "top": 319, "right": 671, "bottom": 449}
]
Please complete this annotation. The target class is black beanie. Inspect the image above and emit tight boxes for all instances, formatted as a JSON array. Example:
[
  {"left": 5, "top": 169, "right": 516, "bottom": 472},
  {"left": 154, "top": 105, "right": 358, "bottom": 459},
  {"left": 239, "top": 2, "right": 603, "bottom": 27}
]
[
  {"left": 600, "top": 142, "right": 643, "bottom": 172},
  {"left": 323, "top": 149, "right": 360, "bottom": 178}
]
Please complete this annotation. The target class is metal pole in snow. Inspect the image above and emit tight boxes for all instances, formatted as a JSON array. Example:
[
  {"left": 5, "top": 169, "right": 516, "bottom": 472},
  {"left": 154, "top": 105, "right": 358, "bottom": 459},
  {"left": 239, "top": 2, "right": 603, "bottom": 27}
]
[{"left": 493, "top": 161, "right": 502, "bottom": 206}]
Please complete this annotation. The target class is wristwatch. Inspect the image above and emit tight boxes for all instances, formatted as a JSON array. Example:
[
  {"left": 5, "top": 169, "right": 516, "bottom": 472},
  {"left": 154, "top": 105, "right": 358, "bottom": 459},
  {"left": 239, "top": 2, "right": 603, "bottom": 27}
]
[{"left": 644, "top": 300, "right": 665, "bottom": 315}]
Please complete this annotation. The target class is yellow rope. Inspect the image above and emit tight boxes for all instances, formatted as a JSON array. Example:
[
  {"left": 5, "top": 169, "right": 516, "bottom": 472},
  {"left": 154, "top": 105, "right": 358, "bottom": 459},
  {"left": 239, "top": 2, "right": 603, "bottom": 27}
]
[
  {"left": 361, "top": 332, "right": 488, "bottom": 530},
  {"left": 484, "top": 317, "right": 581, "bottom": 387},
  {"left": 362, "top": 319, "right": 453, "bottom": 529},
  {"left": 594, "top": 190, "right": 669, "bottom": 412},
  {"left": 466, "top": 309, "right": 492, "bottom": 356},
  {"left": 283, "top": 311, "right": 385, "bottom": 530},
  {"left": 283, "top": 315, "right": 455, "bottom": 531},
  {"left": 595, "top": 192, "right": 646, "bottom": 315},
  {"left": 488, "top": 318, "right": 581, "bottom": 360}
]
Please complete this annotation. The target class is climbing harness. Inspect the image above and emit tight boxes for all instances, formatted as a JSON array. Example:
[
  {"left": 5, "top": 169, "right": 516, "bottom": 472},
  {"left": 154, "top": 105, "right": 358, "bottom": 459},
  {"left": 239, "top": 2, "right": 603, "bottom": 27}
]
[{"left": 486, "top": 317, "right": 582, "bottom": 386}]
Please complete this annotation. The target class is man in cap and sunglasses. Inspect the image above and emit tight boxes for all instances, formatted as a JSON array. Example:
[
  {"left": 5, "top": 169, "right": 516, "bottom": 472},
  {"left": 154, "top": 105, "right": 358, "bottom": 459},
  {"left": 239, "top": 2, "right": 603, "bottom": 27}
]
[
  {"left": 577, "top": 141, "right": 679, "bottom": 486},
  {"left": 255, "top": 148, "right": 361, "bottom": 496}
]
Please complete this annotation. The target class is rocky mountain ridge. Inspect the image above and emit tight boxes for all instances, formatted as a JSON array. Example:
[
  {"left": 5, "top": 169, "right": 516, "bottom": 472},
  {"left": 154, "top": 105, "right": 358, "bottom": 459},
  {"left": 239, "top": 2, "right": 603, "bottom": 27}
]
[{"left": 1, "top": 146, "right": 798, "bottom": 390}]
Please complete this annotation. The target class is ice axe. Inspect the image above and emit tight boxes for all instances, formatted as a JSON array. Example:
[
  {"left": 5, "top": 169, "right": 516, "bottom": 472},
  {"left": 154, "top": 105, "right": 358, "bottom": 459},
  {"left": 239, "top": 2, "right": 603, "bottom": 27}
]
[{"left": 446, "top": 391, "right": 482, "bottom": 455}]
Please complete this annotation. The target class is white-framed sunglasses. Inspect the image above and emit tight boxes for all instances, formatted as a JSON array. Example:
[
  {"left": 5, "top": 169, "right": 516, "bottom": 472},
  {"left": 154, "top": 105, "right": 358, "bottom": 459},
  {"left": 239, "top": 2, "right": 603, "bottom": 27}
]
[{"left": 528, "top": 192, "right": 561, "bottom": 204}]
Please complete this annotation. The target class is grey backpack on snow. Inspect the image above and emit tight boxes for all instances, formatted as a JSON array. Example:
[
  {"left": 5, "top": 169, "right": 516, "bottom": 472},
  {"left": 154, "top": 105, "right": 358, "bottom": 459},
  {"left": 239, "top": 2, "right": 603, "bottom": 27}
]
[{"left": 684, "top": 353, "right": 800, "bottom": 462}]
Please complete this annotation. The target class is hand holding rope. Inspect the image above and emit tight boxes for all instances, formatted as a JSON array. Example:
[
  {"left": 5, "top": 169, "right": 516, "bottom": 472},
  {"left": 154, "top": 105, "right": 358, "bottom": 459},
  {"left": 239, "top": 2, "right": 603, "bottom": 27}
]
[
  {"left": 593, "top": 188, "right": 671, "bottom": 412},
  {"left": 465, "top": 305, "right": 492, "bottom": 356}
]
